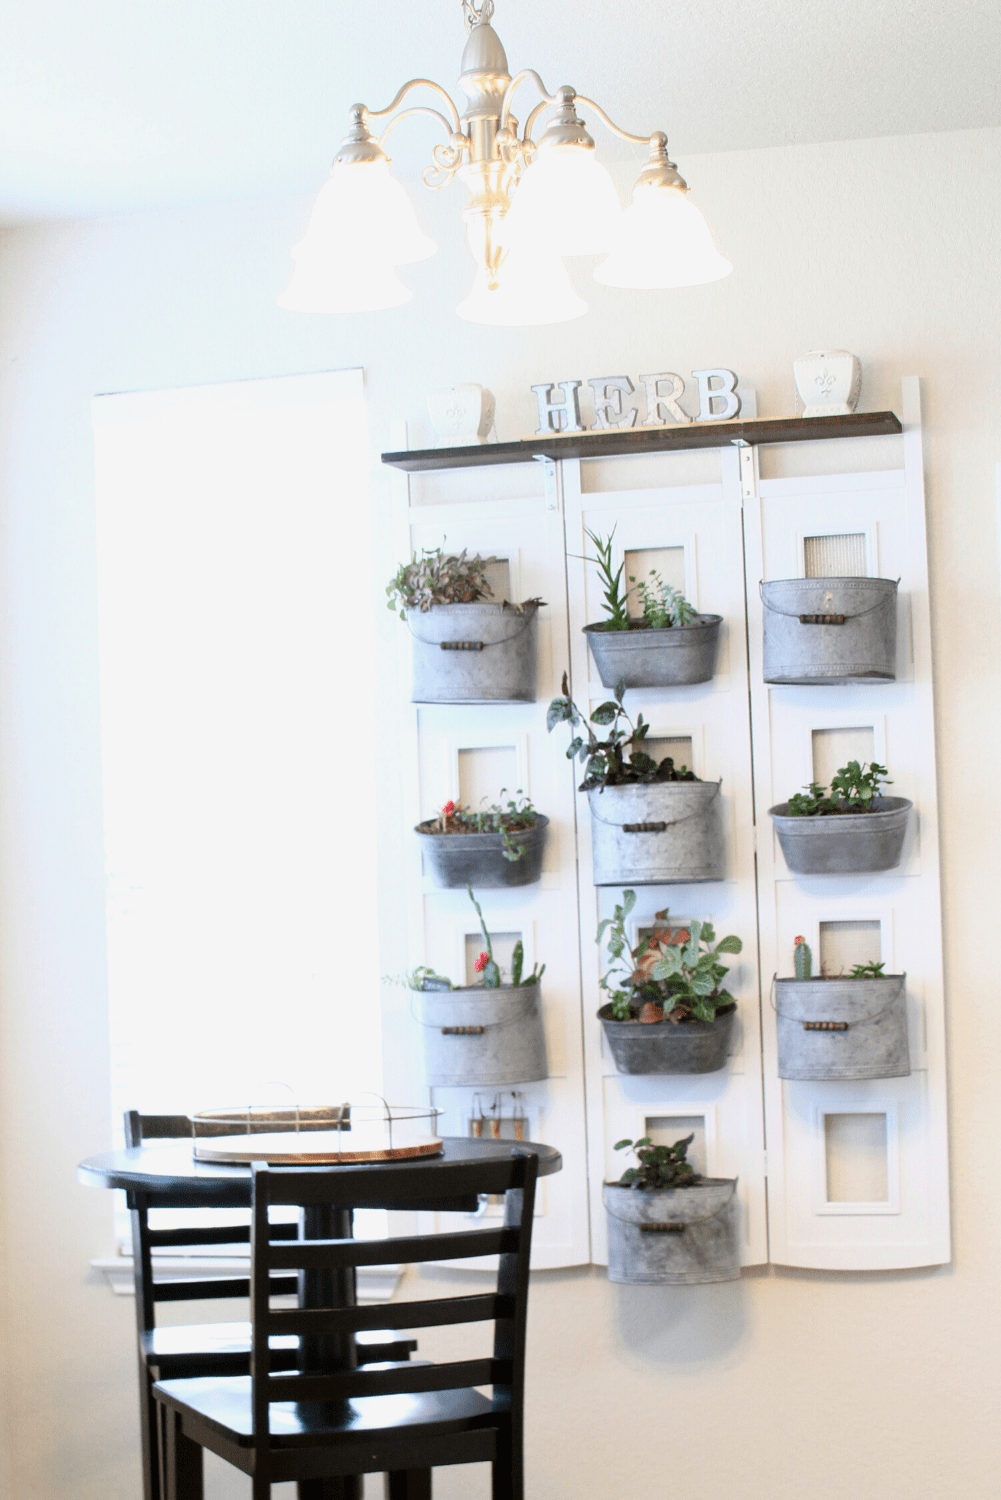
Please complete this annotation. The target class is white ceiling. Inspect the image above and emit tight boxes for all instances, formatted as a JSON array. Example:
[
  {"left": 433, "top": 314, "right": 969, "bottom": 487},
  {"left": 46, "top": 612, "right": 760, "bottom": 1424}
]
[{"left": 1, "top": 0, "right": 998, "bottom": 223}]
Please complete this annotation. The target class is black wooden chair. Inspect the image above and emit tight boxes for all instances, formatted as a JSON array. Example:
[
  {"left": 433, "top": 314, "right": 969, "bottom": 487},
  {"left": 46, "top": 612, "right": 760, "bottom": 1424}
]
[
  {"left": 125, "top": 1110, "right": 417, "bottom": 1500},
  {"left": 152, "top": 1147, "right": 539, "bottom": 1500}
]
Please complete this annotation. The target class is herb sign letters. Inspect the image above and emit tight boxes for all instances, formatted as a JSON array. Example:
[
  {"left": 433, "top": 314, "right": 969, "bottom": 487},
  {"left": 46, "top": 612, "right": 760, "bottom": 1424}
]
[{"left": 531, "top": 369, "right": 741, "bottom": 435}]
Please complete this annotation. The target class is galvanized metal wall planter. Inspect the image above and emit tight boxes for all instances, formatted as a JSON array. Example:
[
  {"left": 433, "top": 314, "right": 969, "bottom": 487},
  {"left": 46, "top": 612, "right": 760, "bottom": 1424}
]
[
  {"left": 603, "top": 1179, "right": 740, "bottom": 1284},
  {"left": 774, "top": 974, "right": 909, "bottom": 1080},
  {"left": 408, "top": 601, "right": 541, "bottom": 703},
  {"left": 588, "top": 780, "right": 724, "bottom": 885},
  {"left": 583, "top": 615, "right": 722, "bottom": 689},
  {"left": 416, "top": 981, "right": 548, "bottom": 1087},
  {"left": 598, "top": 1003, "right": 734, "bottom": 1074},
  {"left": 760, "top": 576, "right": 898, "bottom": 684},
  {"left": 416, "top": 816, "right": 549, "bottom": 888},
  {"left": 768, "top": 797, "right": 911, "bottom": 874}
]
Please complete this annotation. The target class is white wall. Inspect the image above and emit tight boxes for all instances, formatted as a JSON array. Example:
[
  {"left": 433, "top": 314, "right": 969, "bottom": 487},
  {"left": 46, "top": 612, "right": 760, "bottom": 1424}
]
[{"left": 1, "top": 126, "right": 1000, "bottom": 1499}]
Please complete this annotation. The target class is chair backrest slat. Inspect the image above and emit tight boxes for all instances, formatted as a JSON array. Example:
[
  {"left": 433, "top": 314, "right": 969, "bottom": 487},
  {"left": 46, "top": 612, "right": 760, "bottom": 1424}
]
[
  {"left": 151, "top": 1274, "right": 298, "bottom": 1304},
  {"left": 267, "top": 1224, "right": 517, "bottom": 1271},
  {"left": 266, "top": 1358, "right": 502, "bottom": 1405},
  {"left": 249, "top": 1149, "right": 539, "bottom": 1450},
  {"left": 268, "top": 1292, "right": 501, "bottom": 1340}
]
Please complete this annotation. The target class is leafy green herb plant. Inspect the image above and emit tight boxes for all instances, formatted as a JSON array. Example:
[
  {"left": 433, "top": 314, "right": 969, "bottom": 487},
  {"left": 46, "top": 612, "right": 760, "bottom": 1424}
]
[
  {"left": 613, "top": 1132, "right": 699, "bottom": 1191},
  {"left": 547, "top": 673, "right": 700, "bottom": 791},
  {"left": 418, "top": 791, "right": 541, "bottom": 862},
  {"left": 629, "top": 568, "right": 698, "bottom": 628},
  {"left": 597, "top": 888, "right": 741, "bottom": 1024},
  {"left": 786, "top": 760, "right": 892, "bottom": 816},
  {"left": 847, "top": 960, "right": 887, "bottom": 978}
]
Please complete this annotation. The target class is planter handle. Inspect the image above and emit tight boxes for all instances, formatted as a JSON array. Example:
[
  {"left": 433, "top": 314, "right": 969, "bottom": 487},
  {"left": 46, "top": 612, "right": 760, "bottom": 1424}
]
[
  {"left": 407, "top": 609, "right": 539, "bottom": 649},
  {"left": 758, "top": 578, "right": 900, "bottom": 620},
  {"left": 589, "top": 779, "right": 722, "bottom": 831},
  {"left": 603, "top": 1178, "right": 738, "bottom": 1228},
  {"left": 411, "top": 987, "right": 541, "bottom": 1031}
]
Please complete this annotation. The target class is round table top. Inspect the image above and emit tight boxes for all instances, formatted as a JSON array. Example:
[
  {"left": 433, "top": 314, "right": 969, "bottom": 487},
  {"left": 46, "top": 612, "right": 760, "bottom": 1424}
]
[{"left": 77, "top": 1135, "right": 562, "bottom": 1211}]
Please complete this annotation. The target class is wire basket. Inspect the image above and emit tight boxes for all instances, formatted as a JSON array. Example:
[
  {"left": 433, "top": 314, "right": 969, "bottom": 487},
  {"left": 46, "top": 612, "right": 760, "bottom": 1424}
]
[{"left": 189, "top": 1101, "right": 443, "bottom": 1164}]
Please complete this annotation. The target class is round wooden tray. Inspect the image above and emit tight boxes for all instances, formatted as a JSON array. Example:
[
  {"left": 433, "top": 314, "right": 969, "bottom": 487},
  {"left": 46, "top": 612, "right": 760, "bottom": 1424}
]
[{"left": 192, "top": 1130, "right": 443, "bottom": 1164}]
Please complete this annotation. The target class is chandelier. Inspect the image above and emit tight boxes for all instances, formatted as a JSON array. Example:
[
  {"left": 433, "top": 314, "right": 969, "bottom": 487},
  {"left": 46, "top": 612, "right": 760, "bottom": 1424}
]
[{"left": 279, "top": 0, "right": 731, "bottom": 325}]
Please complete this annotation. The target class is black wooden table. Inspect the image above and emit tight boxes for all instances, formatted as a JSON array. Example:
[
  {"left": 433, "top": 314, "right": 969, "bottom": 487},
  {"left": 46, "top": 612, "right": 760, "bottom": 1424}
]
[{"left": 79, "top": 1136, "right": 562, "bottom": 1499}]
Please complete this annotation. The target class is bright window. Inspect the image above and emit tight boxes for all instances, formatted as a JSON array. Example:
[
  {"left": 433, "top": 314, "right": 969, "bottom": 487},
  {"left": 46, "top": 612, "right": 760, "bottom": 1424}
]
[{"left": 92, "top": 370, "right": 381, "bottom": 1243}]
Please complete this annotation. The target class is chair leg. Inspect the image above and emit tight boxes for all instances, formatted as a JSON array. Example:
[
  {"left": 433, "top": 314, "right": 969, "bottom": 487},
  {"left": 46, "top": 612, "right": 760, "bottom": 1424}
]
[
  {"left": 138, "top": 1361, "right": 160, "bottom": 1500},
  {"left": 492, "top": 1441, "right": 521, "bottom": 1500},
  {"left": 162, "top": 1408, "right": 204, "bottom": 1500},
  {"left": 385, "top": 1470, "right": 432, "bottom": 1500}
]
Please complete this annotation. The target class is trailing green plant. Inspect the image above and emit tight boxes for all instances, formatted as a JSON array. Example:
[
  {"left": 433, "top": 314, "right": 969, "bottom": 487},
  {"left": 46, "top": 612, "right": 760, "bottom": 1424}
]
[
  {"left": 418, "top": 791, "right": 540, "bottom": 861},
  {"left": 794, "top": 936, "right": 813, "bottom": 980},
  {"left": 547, "top": 673, "right": 700, "bottom": 790},
  {"left": 629, "top": 568, "right": 698, "bottom": 628},
  {"left": 577, "top": 526, "right": 630, "bottom": 630},
  {"left": 847, "top": 960, "right": 887, "bottom": 978},
  {"left": 597, "top": 889, "right": 741, "bottom": 1024},
  {"left": 386, "top": 545, "right": 497, "bottom": 618},
  {"left": 785, "top": 760, "right": 892, "bottom": 816},
  {"left": 613, "top": 1132, "right": 699, "bottom": 1191}
]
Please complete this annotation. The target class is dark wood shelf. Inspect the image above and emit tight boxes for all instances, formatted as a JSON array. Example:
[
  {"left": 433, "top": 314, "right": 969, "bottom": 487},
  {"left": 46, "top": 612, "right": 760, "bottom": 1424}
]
[{"left": 382, "top": 410, "right": 902, "bottom": 473}]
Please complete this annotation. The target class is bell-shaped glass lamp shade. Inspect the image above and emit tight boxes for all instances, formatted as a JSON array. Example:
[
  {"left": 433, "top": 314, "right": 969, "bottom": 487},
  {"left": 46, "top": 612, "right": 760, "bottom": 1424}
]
[
  {"left": 594, "top": 183, "right": 732, "bottom": 288},
  {"left": 456, "top": 246, "right": 587, "bottom": 326},
  {"left": 502, "top": 144, "right": 622, "bottom": 256},
  {"left": 286, "top": 158, "right": 435, "bottom": 271},
  {"left": 278, "top": 253, "right": 413, "bottom": 314}
]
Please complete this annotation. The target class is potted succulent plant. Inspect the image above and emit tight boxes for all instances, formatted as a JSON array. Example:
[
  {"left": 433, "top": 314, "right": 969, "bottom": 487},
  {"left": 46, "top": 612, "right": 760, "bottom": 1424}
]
[
  {"left": 403, "top": 887, "right": 547, "bottom": 1087},
  {"left": 415, "top": 792, "right": 549, "bottom": 888},
  {"left": 773, "top": 937, "right": 909, "bottom": 1080},
  {"left": 547, "top": 674, "right": 723, "bottom": 884},
  {"left": 387, "top": 544, "right": 544, "bottom": 703},
  {"left": 603, "top": 1133, "right": 740, "bottom": 1284},
  {"left": 581, "top": 528, "right": 722, "bottom": 688},
  {"left": 596, "top": 889, "right": 741, "bottom": 1074},
  {"left": 768, "top": 760, "right": 911, "bottom": 874},
  {"left": 760, "top": 574, "right": 898, "bottom": 684}
]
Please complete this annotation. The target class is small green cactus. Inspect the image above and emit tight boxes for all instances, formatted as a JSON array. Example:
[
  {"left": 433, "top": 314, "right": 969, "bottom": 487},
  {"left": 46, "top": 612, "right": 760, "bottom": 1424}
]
[
  {"left": 794, "top": 936, "right": 812, "bottom": 980},
  {"left": 511, "top": 940, "right": 524, "bottom": 987}
]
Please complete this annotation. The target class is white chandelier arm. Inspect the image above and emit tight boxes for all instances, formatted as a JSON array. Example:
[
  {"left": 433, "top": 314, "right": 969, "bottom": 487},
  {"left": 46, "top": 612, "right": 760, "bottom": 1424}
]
[
  {"left": 498, "top": 68, "right": 558, "bottom": 140},
  {"left": 567, "top": 94, "right": 656, "bottom": 148},
  {"left": 378, "top": 106, "right": 465, "bottom": 150},
  {"left": 363, "top": 78, "right": 463, "bottom": 133}
]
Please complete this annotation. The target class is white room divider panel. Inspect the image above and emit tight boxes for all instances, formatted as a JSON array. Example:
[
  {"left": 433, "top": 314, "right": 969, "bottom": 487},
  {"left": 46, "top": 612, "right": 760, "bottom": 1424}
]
[
  {"left": 743, "top": 378, "right": 950, "bottom": 1269},
  {"left": 388, "top": 456, "right": 590, "bottom": 1269},
  {"left": 384, "top": 378, "right": 948, "bottom": 1274},
  {"left": 560, "top": 458, "right": 768, "bottom": 1269}
]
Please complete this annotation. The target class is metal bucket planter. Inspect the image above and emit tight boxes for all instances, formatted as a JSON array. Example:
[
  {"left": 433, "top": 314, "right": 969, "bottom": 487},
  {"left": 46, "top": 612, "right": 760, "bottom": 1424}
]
[
  {"left": 603, "top": 1179, "right": 740, "bottom": 1284},
  {"left": 407, "top": 602, "right": 541, "bottom": 704},
  {"left": 774, "top": 974, "right": 909, "bottom": 1080},
  {"left": 416, "top": 982, "right": 547, "bottom": 1086},
  {"left": 768, "top": 797, "right": 911, "bottom": 875},
  {"left": 583, "top": 615, "right": 722, "bottom": 689},
  {"left": 760, "top": 577, "right": 898, "bottom": 684},
  {"left": 588, "top": 781, "right": 723, "bottom": 885},
  {"left": 598, "top": 1003, "right": 735, "bottom": 1074},
  {"left": 416, "top": 816, "right": 549, "bottom": 888}
]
